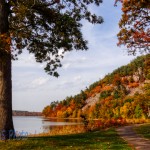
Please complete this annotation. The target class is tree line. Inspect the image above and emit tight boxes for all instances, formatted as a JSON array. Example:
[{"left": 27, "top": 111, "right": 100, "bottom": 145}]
[{"left": 43, "top": 54, "right": 150, "bottom": 119}]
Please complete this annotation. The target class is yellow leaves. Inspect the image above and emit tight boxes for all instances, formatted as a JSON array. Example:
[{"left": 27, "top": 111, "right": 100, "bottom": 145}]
[
  {"left": 67, "top": 107, "right": 72, "bottom": 114},
  {"left": 77, "top": 110, "right": 81, "bottom": 118},
  {"left": 57, "top": 111, "right": 63, "bottom": 118},
  {"left": 120, "top": 102, "right": 131, "bottom": 118},
  {"left": 113, "top": 107, "right": 120, "bottom": 117}
]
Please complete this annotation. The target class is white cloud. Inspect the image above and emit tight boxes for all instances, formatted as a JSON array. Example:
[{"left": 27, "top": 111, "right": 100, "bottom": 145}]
[
  {"left": 63, "top": 63, "right": 71, "bottom": 69},
  {"left": 12, "top": 1, "right": 137, "bottom": 112},
  {"left": 74, "top": 75, "right": 82, "bottom": 81},
  {"left": 31, "top": 77, "right": 49, "bottom": 87}
]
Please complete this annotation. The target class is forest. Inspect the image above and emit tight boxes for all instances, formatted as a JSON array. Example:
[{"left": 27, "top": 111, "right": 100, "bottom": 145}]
[{"left": 43, "top": 54, "right": 150, "bottom": 122}]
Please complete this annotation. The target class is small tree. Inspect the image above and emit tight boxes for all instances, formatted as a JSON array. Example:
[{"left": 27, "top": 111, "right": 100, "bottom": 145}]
[{"left": 134, "top": 104, "right": 143, "bottom": 118}]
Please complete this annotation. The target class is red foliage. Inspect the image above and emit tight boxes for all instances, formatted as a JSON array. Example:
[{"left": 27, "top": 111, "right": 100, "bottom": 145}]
[{"left": 128, "top": 82, "right": 139, "bottom": 88}]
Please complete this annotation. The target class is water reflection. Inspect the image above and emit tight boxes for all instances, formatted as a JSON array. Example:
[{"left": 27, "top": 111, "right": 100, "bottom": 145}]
[
  {"left": 42, "top": 118, "right": 83, "bottom": 133},
  {"left": 42, "top": 118, "right": 82, "bottom": 125},
  {"left": 13, "top": 116, "right": 83, "bottom": 135}
]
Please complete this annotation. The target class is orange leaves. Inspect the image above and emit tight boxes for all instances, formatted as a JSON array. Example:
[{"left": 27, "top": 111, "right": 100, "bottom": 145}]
[
  {"left": 105, "top": 95, "right": 113, "bottom": 101},
  {"left": 128, "top": 82, "right": 139, "bottom": 88},
  {"left": 117, "top": 0, "right": 150, "bottom": 54},
  {"left": 101, "top": 85, "right": 112, "bottom": 91},
  {"left": 113, "top": 74, "right": 121, "bottom": 86},
  {"left": 91, "top": 86, "right": 101, "bottom": 95},
  {"left": 42, "top": 55, "right": 150, "bottom": 121},
  {"left": 0, "top": 33, "right": 11, "bottom": 53},
  {"left": 87, "top": 86, "right": 101, "bottom": 98},
  {"left": 67, "top": 107, "right": 73, "bottom": 115}
]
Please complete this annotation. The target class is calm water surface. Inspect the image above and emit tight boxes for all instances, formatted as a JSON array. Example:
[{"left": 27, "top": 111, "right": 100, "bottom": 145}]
[{"left": 13, "top": 116, "right": 82, "bottom": 134}]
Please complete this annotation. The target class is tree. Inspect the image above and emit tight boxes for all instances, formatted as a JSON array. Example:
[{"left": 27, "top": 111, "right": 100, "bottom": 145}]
[
  {"left": 0, "top": 0, "right": 103, "bottom": 139},
  {"left": 115, "top": 0, "right": 150, "bottom": 55},
  {"left": 143, "top": 83, "right": 150, "bottom": 118},
  {"left": 134, "top": 104, "right": 143, "bottom": 118},
  {"left": 113, "top": 74, "right": 121, "bottom": 87}
]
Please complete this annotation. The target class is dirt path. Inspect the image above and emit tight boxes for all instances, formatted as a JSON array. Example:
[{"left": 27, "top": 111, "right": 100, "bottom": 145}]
[{"left": 116, "top": 125, "right": 150, "bottom": 150}]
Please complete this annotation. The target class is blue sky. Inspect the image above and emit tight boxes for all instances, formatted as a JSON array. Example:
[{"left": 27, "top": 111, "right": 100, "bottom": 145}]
[{"left": 12, "top": 0, "right": 136, "bottom": 112}]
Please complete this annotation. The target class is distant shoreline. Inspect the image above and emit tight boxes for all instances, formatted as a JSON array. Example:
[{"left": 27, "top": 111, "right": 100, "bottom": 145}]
[{"left": 13, "top": 110, "right": 42, "bottom": 116}]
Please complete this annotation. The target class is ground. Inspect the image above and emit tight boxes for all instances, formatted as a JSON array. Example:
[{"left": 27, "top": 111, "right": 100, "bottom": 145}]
[
  {"left": 117, "top": 124, "right": 150, "bottom": 150},
  {"left": 0, "top": 128, "right": 131, "bottom": 150},
  {"left": 1, "top": 124, "right": 150, "bottom": 150}
]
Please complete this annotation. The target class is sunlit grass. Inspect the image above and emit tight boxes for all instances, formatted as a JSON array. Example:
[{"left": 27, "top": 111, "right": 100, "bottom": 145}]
[{"left": 0, "top": 128, "right": 132, "bottom": 150}]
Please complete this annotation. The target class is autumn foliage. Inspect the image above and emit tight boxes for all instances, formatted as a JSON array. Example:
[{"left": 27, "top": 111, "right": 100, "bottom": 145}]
[
  {"left": 117, "top": 0, "right": 150, "bottom": 54},
  {"left": 43, "top": 55, "right": 150, "bottom": 124}
]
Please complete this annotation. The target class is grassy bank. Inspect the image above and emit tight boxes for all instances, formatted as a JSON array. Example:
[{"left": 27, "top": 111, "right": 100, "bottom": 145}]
[
  {"left": 134, "top": 124, "right": 150, "bottom": 139},
  {"left": 0, "top": 128, "right": 132, "bottom": 150}
]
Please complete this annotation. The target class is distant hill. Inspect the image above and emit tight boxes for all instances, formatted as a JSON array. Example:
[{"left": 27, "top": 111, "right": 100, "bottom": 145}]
[
  {"left": 13, "top": 110, "right": 42, "bottom": 116},
  {"left": 42, "top": 54, "right": 150, "bottom": 119}
]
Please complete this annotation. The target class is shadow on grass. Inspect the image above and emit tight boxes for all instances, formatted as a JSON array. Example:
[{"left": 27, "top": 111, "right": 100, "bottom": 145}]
[{"left": 134, "top": 124, "right": 150, "bottom": 139}]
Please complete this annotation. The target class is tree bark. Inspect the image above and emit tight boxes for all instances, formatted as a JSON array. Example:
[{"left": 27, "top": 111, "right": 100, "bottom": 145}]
[{"left": 0, "top": 0, "right": 14, "bottom": 139}]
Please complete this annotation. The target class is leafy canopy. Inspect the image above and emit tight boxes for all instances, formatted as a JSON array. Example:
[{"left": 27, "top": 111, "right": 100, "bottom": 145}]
[
  {"left": 0, "top": 0, "right": 103, "bottom": 77},
  {"left": 115, "top": 0, "right": 150, "bottom": 55}
]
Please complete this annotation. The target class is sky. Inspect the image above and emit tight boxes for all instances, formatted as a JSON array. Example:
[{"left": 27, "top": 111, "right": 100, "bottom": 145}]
[{"left": 12, "top": 0, "right": 136, "bottom": 112}]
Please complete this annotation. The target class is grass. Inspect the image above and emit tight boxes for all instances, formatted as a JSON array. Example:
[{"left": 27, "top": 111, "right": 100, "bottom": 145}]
[
  {"left": 134, "top": 124, "right": 150, "bottom": 139},
  {"left": 0, "top": 128, "right": 132, "bottom": 150}
]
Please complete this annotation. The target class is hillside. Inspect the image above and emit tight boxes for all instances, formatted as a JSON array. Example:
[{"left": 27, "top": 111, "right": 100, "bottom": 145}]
[{"left": 42, "top": 54, "right": 150, "bottom": 120}]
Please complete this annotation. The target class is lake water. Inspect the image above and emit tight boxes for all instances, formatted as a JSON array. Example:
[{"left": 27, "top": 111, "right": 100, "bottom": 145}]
[{"left": 13, "top": 116, "right": 82, "bottom": 135}]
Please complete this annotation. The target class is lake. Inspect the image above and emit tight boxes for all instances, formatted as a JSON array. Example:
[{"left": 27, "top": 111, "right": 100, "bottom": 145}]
[{"left": 13, "top": 116, "right": 82, "bottom": 135}]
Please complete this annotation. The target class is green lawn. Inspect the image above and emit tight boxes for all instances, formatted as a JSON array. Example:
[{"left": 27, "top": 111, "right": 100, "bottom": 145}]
[
  {"left": 0, "top": 128, "right": 132, "bottom": 150},
  {"left": 134, "top": 124, "right": 150, "bottom": 139}
]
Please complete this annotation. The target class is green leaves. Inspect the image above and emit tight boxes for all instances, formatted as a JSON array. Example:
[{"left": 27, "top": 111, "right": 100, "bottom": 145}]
[{"left": 7, "top": 0, "right": 103, "bottom": 76}]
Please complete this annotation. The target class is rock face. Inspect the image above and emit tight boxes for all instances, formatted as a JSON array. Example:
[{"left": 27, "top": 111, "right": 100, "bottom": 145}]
[
  {"left": 82, "top": 78, "right": 150, "bottom": 113},
  {"left": 133, "top": 74, "right": 140, "bottom": 82},
  {"left": 128, "top": 80, "right": 150, "bottom": 96},
  {"left": 128, "top": 85, "right": 143, "bottom": 96},
  {"left": 82, "top": 93, "right": 100, "bottom": 112},
  {"left": 145, "top": 80, "right": 150, "bottom": 84},
  {"left": 125, "top": 67, "right": 144, "bottom": 83}
]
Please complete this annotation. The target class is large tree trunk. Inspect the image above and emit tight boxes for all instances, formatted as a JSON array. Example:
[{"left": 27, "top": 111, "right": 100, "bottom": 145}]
[{"left": 0, "top": 0, "right": 14, "bottom": 140}]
